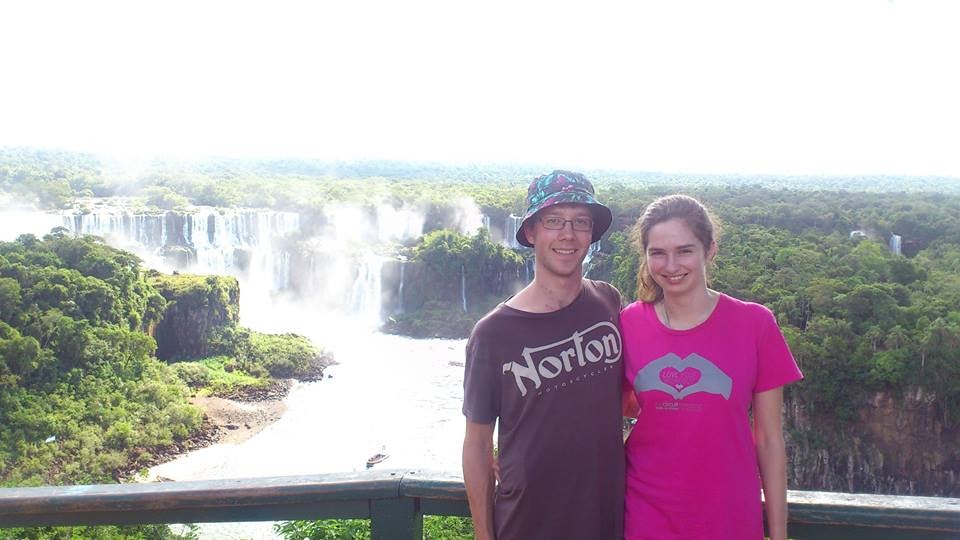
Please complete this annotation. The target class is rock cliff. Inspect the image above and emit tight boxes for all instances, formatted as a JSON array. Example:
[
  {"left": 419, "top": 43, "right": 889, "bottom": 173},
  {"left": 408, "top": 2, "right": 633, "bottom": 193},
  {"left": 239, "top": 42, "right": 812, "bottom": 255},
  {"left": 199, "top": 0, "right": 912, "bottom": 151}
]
[
  {"left": 150, "top": 274, "right": 240, "bottom": 360},
  {"left": 786, "top": 388, "right": 959, "bottom": 496}
]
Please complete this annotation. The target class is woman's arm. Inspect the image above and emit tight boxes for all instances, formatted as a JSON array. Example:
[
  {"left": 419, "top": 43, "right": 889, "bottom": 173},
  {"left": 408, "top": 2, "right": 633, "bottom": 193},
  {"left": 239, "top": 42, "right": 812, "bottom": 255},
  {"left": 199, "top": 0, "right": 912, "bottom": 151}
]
[
  {"left": 463, "top": 419, "right": 496, "bottom": 540},
  {"left": 754, "top": 386, "right": 788, "bottom": 540}
]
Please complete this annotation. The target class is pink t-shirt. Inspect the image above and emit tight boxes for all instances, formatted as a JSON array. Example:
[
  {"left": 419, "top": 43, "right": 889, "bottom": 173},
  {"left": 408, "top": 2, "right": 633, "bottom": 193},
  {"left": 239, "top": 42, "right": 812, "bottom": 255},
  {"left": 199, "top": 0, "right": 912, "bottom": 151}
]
[{"left": 621, "top": 294, "right": 803, "bottom": 540}]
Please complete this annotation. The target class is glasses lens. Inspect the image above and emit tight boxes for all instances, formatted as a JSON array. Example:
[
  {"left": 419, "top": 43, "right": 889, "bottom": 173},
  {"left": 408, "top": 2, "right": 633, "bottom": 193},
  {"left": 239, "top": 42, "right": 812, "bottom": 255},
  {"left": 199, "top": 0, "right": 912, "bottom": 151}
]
[
  {"left": 541, "top": 217, "right": 563, "bottom": 229},
  {"left": 573, "top": 218, "right": 593, "bottom": 231},
  {"left": 540, "top": 217, "right": 593, "bottom": 231}
]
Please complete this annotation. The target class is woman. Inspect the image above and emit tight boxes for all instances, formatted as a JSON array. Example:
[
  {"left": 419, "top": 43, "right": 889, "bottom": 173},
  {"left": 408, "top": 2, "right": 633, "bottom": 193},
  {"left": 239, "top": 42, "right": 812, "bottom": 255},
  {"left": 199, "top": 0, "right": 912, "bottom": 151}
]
[{"left": 621, "top": 194, "right": 802, "bottom": 540}]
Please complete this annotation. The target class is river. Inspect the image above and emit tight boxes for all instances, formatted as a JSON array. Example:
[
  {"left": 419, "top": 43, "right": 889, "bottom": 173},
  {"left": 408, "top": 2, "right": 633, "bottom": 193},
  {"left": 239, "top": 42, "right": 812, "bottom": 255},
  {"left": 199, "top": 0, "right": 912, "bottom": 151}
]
[
  {"left": 2, "top": 204, "right": 475, "bottom": 539},
  {"left": 150, "top": 324, "right": 467, "bottom": 539}
]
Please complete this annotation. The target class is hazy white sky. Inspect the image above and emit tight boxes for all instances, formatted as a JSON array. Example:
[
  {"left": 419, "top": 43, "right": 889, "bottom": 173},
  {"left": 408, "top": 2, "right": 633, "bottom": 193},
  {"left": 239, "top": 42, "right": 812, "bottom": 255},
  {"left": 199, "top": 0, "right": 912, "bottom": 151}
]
[{"left": 1, "top": 0, "right": 958, "bottom": 176}]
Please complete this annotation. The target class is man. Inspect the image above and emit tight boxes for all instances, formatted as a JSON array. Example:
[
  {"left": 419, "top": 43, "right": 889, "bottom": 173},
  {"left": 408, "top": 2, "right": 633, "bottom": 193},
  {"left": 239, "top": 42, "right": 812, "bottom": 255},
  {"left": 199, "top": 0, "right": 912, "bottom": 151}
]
[{"left": 462, "top": 170, "right": 625, "bottom": 539}]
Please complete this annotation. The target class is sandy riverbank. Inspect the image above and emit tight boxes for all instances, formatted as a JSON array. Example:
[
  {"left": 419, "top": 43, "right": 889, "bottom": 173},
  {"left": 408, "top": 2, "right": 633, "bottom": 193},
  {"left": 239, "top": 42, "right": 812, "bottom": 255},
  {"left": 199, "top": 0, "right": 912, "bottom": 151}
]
[
  {"left": 123, "top": 380, "right": 294, "bottom": 482},
  {"left": 190, "top": 393, "right": 288, "bottom": 445}
]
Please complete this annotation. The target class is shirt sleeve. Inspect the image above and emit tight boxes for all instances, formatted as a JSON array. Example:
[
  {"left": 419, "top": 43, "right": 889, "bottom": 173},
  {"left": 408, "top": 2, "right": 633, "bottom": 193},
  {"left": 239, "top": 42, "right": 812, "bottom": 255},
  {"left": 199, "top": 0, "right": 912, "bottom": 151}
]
[
  {"left": 608, "top": 281, "right": 625, "bottom": 311},
  {"left": 754, "top": 305, "right": 804, "bottom": 393},
  {"left": 462, "top": 322, "right": 500, "bottom": 423},
  {"left": 618, "top": 302, "right": 641, "bottom": 395}
]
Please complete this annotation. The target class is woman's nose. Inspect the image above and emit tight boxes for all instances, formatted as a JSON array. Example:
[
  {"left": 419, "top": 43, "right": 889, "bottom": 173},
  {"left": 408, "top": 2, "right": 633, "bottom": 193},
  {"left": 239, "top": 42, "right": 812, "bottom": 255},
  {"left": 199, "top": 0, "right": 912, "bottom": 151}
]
[{"left": 664, "top": 253, "right": 679, "bottom": 269}]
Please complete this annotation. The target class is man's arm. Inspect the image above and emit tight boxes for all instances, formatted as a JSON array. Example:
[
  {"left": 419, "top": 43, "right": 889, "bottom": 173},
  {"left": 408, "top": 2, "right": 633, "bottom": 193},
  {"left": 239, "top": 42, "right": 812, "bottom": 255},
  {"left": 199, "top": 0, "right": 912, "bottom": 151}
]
[
  {"left": 754, "top": 387, "right": 788, "bottom": 540},
  {"left": 463, "top": 419, "right": 496, "bottom": 540}
]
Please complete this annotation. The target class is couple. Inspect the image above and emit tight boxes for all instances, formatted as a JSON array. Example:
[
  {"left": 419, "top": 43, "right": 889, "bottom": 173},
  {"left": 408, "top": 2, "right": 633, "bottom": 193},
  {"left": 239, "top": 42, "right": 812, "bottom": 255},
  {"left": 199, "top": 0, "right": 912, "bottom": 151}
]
[{"left": 462, "top": 171, "right": 803, "bottom": 540}]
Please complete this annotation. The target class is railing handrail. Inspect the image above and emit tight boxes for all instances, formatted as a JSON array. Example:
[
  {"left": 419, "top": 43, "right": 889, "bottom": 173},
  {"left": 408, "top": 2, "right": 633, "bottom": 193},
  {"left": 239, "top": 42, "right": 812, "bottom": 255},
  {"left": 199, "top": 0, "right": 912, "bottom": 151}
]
[{"left": 1, "top": 470, "right": 958, "bottom": 538}]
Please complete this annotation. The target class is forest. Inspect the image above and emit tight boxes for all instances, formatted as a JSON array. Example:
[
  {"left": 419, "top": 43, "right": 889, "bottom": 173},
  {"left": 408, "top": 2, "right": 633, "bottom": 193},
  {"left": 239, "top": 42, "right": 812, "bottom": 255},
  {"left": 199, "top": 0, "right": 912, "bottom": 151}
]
[
  {"left": 1, "top": 147, "right": 959, "bottom": 538},
  {"left": 0, "top": 199, "right": 330, "bottom": 537}
]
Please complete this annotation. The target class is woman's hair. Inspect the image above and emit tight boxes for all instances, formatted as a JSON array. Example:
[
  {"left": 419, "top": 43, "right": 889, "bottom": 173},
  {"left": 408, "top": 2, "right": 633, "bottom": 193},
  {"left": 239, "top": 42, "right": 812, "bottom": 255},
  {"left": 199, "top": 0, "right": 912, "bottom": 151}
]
[{"left": 633, "top": 194, "right": 722, "bottom": 302}]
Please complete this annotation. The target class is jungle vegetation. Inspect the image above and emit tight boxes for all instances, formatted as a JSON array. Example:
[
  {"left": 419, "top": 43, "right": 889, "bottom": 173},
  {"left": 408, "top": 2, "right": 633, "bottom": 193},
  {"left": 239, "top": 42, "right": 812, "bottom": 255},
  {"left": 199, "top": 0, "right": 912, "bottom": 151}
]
[
  {"left": 0, "top": 232, "right": 326, "bottom": 540},
  {"left": 2, "top": 147, "right": 960, "bottom": 538},
  {"left": 4, "top": 147, "right": 959, "bottom": 427}
]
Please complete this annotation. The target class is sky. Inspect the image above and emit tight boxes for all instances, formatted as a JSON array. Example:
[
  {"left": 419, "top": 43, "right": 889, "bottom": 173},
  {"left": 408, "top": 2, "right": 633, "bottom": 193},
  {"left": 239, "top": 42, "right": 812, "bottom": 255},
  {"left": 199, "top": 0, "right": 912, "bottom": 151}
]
[{"left": 1, "top": 0, "right": 958, "bottom": 177}]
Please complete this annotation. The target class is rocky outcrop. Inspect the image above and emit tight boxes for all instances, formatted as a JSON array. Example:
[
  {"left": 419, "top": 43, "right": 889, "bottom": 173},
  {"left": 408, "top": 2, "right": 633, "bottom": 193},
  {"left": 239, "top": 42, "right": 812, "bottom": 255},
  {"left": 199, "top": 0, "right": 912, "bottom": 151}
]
[
  {"left": 786, "top": 387, "right": 959, "bottom": 496},
  {"left": 150, "top": 274, "right": 240, "bottom": 360}
]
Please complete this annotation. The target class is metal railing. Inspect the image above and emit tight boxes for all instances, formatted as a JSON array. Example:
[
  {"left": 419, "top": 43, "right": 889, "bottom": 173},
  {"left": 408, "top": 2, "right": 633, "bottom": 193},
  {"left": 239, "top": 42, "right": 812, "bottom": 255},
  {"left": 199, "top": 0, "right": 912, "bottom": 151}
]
[{"left": 1, "top": 469, "right": 958, "bottom": 539}]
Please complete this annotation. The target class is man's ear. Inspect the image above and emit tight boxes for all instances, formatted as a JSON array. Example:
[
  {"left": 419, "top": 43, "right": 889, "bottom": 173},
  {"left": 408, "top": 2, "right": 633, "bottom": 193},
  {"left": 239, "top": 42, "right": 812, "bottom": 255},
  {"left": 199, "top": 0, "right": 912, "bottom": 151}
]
[{"left": 524, "top": 222, "right": 536, "bottom": 247}]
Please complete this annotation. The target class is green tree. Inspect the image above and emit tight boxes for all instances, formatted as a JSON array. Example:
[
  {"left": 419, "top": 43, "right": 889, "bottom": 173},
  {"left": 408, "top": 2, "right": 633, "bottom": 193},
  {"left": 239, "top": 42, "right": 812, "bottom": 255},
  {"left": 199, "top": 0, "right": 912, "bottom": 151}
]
[{"left": 0, "top": 276, "right": 21, "bottom": 324}]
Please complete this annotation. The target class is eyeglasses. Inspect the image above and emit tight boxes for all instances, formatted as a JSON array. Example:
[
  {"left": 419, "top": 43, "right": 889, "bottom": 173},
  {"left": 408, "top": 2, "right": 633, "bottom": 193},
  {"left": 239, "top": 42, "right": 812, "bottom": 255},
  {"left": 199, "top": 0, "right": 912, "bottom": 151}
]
[{"left": 539, "top": 216, "right": 594, "bottom": 232}]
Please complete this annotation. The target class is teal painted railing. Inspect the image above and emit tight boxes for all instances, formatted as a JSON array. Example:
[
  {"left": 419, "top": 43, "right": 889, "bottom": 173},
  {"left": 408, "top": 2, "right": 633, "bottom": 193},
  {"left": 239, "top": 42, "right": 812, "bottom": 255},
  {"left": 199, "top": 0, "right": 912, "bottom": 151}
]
[{"left": 1, "top": 469, "right": 958, "bottom": 539}]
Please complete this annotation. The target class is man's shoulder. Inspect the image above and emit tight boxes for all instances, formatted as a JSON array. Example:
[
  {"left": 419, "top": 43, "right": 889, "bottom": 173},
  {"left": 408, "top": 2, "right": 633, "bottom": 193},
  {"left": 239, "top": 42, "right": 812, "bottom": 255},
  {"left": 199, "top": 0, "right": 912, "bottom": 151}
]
[
  {"left": 583, "top": 278, "right": 620, "bottom": 295},
  {"left": 469, "top": 302, "right": 515, "bottom": 339},
  {"left": 581, "top": 279, "right": 622, "bottom": 309}
]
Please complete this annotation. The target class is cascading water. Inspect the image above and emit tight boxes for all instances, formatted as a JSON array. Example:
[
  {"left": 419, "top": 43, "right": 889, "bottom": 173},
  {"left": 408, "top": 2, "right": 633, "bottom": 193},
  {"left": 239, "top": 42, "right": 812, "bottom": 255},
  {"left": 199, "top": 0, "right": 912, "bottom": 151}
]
[
  {"left": 461, "top": 264, "right": 467, "bottom": 313},
  {"left": 889, "top": 233, "right": 902, "bottom": 256},
  {"left": 350, "top": 253, "right": 385, "bottom": 327},
  {"left": 61, "top": 205, "right": 305, "bottom": 325},
  {"left": 506, "top": 215, "right": 524, "bottom": 249},
  {"left": 397, "top": 261, "right": 405, "bottom": 314},
  {"left": 375, "top": 203, "right": 424, "bottom": 243},
  {"left": 581, "top": 241, "right": 602, "bottom": 278},
  {"left": 2, "top": 199, "right": 551, "bottom": 539},
  {"left": 452, "top": 198, "right": 486, "bottom": 236},
  {"left": 159, "top": 212, "right": 168, "bottom": 247}
]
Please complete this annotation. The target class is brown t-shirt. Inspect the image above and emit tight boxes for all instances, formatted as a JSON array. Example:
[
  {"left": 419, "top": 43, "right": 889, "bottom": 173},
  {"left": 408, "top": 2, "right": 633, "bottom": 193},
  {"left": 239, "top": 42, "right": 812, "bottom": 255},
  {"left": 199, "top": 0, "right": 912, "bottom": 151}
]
[{"left": 463, "top": 279, "right": 625, "bottom": 540}]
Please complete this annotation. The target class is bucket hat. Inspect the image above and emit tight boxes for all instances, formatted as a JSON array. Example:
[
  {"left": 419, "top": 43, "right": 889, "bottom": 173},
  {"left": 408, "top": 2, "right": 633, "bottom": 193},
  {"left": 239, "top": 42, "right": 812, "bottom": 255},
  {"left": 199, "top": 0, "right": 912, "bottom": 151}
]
[{"left": 515, "top": 170, "right": 612, "bottom": 247}]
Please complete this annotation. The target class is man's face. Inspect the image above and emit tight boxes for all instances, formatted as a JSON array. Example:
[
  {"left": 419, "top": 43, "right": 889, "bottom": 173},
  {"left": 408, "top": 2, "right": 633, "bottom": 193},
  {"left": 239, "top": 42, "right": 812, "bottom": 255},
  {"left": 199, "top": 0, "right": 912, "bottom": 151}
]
[{"left": 524, "top": 203, "right": 594, "bottom": 280}]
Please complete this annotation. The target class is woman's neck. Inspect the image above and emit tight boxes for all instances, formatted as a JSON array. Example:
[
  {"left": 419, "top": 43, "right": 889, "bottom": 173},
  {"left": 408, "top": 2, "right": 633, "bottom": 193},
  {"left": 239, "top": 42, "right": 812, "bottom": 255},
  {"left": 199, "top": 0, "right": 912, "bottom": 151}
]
[{"left": 660, "top": 289, "right": 719, "bottom": 330}]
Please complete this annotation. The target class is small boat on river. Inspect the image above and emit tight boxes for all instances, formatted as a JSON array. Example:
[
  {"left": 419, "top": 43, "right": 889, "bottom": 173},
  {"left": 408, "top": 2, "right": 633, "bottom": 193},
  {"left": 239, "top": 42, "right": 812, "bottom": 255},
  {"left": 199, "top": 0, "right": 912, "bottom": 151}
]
[{"left": 366, "top": 447, "right": 389, "bottom": 468}]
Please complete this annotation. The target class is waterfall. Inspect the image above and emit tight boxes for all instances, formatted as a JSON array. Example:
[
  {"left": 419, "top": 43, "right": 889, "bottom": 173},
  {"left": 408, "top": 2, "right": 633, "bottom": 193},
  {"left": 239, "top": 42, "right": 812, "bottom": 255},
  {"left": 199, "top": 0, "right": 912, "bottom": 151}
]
[
  {"left": 505, "top": 215, "right": 524, "bottom": 248},
  {"left": 159, "top": 212, "right": 168, "bottom": 247},
  {"left": 461, "top": 264, "right": 467, "bottom": 313},
  {"left": 397, "top": 262, "right": 405, "bottom": 314},
  {"left": 581, "top": 241, "right": 602, "bottom": 278},
  {"left": 276, "top": 250, "right": 291, "bottom": 291},
  {"left": 35, "top": 197, "right": 506, "bottom": 328},
  {"left": 375, "top": 204, "right": 424, "bottom": 243},
  {"left": 61, "top": 205, "right": 300, "bottom": 293},
  {"left": 453, "top": 198, "right": 485, "bottom": 236},
  {"left": 889, "top": 233, "right": 902, "bottom": 256},
  {"left": 350, "top": 253, "right": 384, "bottom": 327}
]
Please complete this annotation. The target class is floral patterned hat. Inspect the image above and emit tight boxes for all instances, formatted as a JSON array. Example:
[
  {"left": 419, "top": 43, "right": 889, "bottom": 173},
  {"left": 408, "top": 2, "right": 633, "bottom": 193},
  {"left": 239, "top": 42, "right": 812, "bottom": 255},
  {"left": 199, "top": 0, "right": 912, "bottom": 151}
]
[{"left": 516, "top": 170, "right": 613, "bottom": 248}]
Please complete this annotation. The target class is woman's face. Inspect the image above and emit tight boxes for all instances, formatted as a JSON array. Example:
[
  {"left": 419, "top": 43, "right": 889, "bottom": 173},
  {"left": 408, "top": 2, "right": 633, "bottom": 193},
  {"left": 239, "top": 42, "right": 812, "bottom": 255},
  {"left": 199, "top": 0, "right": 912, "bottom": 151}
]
[{"left": 644, "top": 218, "right": 715, "bottom": 299}]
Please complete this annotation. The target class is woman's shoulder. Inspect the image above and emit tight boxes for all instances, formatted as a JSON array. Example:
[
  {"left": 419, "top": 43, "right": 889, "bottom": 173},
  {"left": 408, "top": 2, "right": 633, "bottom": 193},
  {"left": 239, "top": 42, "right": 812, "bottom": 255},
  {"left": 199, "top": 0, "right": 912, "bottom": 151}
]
[
  {"left": 620, "top": 298, "right": 655, "bottom": 320},
  {"left": 717, "top": 293, "right": 776, "bottom": 322}
]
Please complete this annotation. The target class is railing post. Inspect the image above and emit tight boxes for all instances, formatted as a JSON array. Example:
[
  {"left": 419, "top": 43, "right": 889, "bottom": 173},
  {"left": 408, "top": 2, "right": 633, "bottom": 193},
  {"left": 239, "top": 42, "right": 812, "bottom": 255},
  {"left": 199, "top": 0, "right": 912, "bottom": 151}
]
[{"left": 370, "top": 496, "right": 423, "bottom": 539}]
